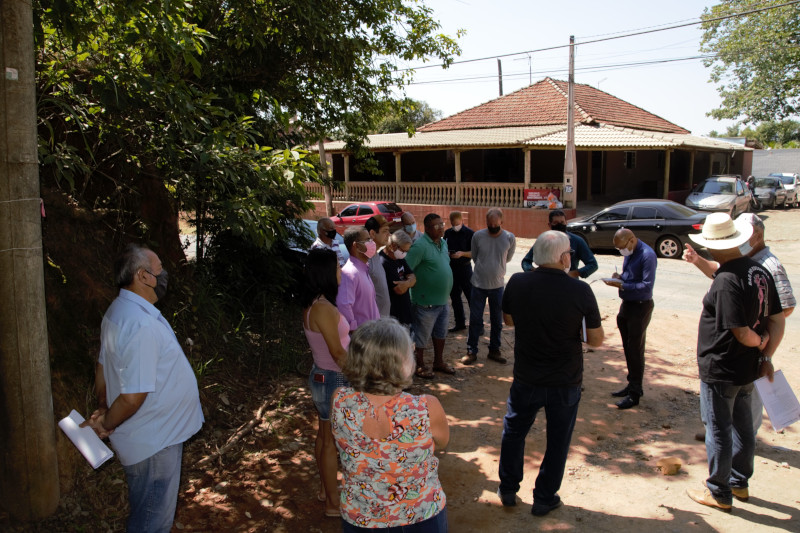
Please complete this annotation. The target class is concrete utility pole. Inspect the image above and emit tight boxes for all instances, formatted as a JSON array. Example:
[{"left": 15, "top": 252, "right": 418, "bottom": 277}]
[
  {"left": 563, "top": 35, "right": 577, "bottom": 208},
  {"left": 0, "top": 0, "right": 60, "bottom": 520},
  {"left": 497, "top": 59, "right": 503, "bottom": 96}
]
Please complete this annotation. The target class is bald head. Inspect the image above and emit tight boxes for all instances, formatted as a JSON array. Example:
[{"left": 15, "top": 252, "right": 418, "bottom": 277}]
[{"left": 613, "top": 228, "right": 635, "bottom": 249}]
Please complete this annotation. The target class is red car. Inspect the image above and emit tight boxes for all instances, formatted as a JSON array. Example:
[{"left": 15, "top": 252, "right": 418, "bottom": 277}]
[{"left": 330, "top": 202, "right": 406, "bottom": 231}]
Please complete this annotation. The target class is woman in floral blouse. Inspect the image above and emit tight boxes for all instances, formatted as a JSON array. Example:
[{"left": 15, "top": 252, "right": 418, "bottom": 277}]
[{"left": 331, "top": 318, "right": 450, "bottom": 532}]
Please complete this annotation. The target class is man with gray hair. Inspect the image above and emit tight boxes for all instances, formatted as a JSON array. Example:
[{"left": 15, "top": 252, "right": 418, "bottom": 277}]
[
  {"left": 82, "top": 244, "right": 204, "bottom": 532},
  {"left": 311, "top": 217, "right": 346, "bottom": 266},
  {"left": 498, "top": 231, "right": 603, "bottom": 516},
  {"left": 685, "top": 212, "right": 794, "bottom": 438},
  {"left": 462, "top": 208, "right": 516, "bottom": 365}
]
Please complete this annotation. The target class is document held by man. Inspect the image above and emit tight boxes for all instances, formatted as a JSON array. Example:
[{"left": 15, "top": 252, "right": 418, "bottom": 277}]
[
  {"left": 754, "top": 370, "right": 800, "bottom": 432},
  {"left": 58, "top": 409, "right": 114, "bottom": 468}
]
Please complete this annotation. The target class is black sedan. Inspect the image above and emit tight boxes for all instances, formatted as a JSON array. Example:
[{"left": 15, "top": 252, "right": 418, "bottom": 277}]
[{"left": 567, "top": 199, "right": 706, "bottom": 259}]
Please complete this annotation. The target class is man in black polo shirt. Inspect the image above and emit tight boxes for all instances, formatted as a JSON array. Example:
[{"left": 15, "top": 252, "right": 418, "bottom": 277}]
[
  {"left": 497, "top": 231, "right": 604, "bottom": 517},
  {"left": 685, "top": 213, "right": 784, "bottom": 512},
  {"left": 443, "top": 210, "right": 474, "bottom": 332}
]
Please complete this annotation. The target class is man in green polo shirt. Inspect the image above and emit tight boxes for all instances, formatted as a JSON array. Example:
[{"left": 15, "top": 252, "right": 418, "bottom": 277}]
[{"left": 405, "top": 213, "right": 455, "bottom": 379}]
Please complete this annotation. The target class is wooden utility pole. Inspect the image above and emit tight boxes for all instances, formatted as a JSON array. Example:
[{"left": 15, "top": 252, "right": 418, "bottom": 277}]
[
  {"left": 563, "top": 35, "right": 577, "bottom": 208},
  {"left": 0, "top": 0, "right": 60, "bottom": 520}
]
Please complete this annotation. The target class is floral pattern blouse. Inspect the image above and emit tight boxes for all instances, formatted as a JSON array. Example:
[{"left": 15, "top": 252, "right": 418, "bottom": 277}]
[{"left": 331, "top": 388, "right": 446, "bottom": 528}]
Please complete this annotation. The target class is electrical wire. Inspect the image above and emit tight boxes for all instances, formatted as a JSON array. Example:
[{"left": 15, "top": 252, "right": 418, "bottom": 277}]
[{"left": 395, "top": 0, "right": 800, "bottom": 72}]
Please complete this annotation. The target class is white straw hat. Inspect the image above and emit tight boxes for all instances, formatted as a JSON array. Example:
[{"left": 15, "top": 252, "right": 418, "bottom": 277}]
[{"left": 689, "top": 212, "right": 753, "bottom": 250}]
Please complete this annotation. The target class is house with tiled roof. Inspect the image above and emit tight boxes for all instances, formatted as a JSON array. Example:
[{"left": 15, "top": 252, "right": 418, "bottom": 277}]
[{"left": 307, "top": 77, "right": 751, "bottom": 237}]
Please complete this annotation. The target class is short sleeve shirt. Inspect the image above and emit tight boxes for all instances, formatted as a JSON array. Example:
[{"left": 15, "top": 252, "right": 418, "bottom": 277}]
[
  {"left": 502, "top": 268, "right": 601, "bottom": 387},
  {"left": 378, "top": 251, "right": 414, "bottom": 325},
  {"left": 697, "top": 257, "right": 781, "bottom": 385},
  {"left": 99, "top": 290, "right": 204, "bottom": 465},
  {"left": 405, "top": 234, "right": 453, "bottom": 306}
]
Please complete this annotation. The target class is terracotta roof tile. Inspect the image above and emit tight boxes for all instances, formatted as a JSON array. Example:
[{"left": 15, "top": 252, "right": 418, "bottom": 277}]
[{"left": 419, "top": 77, "right": 690, "bottom": 135}]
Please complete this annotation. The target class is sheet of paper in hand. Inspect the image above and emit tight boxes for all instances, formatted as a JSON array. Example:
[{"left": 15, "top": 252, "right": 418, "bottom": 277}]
[{"left": 58, "top": 409, "right": 114, "bottom": 468}]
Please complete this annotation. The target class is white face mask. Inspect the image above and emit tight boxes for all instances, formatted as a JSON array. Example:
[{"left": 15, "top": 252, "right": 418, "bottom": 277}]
[
  {"left": 618, "top": 247, "right": 633, "bottom": 257},
  {"left": 452, "top": 224, "right": 463, "bottom": 232},
  {"left": 739, "top": 241, "right": 752, "bottom": 256},
  {"left": 393, "top": 249, "right": 407, "bottom": 260}
]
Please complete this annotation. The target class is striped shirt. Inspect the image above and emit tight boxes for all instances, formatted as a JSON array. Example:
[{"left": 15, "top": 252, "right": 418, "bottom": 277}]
[{"left": 752, "top": 246, "right": 796, "bottom": 311}]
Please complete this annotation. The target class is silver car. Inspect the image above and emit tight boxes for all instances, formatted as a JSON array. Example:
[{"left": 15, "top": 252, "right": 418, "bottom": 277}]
[
  {"left": 768, "top": 173, "right": 799, "bottom": 208},
  {"left": 685, "top": 175, "right": 752, "bottom": 218}
]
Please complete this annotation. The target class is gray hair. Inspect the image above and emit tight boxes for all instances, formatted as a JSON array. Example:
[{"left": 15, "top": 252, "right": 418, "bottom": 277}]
[
  {"left": 114, "top": 243, "right": 151, "bottom": 288},
  {"left": 533, "top": 230, "right": 570, "bottom": 266},
  {"left": 344, "top": 318, "right": 414, "bottom": 394},
  {"left": 343, "top": 227, "right": 365, "bottom": 253},
  {"left": 486, "top": 207, "right": 503, "bottom": 221},
  {"left": 736, "top": 212, "right": 765, "bottom": 232},
  {"left": 389, "top": 230, "right": 412, "bottom": 247}
]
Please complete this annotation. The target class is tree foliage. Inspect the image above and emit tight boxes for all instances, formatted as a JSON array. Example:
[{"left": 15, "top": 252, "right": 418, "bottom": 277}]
[
  {"left": 373, "top": 98, "right": 442, "bottom": 134},
  {"left": 700, "top": 0, "right": 800, "bottom": 123},
  {"left": 34, "top": 0, "right": 461, "bottom": 265},
  {"left": 713, "top": 120, "right": 800, "bottom": 147}
]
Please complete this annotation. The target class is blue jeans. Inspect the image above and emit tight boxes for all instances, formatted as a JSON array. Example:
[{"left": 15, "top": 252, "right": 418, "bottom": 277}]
[
  {"left": 123, "top": 442, "right": 184, "bottom": 533},
  {"left": 412, "top": 304, "right": 449, "bottom": 347},
  {"left": 309, "top": 364, "right": 349, "bottom": 421},
  {"left": 342, "top": 508, "right": 447, "bottom": 532},
  {"left": 467, "top": 286, "right": 503, "bottom": 354},
  {"left": 498, "top": 381, "right": 581, "bottom": 506},
  {"left": 700, "top": 381, "right": 755, "bottom": 504}
]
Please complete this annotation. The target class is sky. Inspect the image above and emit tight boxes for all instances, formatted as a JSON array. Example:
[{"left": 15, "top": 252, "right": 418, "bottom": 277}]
[{"left": 397, "top": 0, "right": 738, "bottom": 136}]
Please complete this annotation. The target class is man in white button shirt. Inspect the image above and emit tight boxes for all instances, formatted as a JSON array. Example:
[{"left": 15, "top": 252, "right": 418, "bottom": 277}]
[{"left": 82, "top": 244, "right": 204, "bottom": 533}]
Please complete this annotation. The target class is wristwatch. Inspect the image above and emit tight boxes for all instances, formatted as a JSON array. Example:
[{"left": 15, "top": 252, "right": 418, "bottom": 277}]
[{"left": 760, "top": 355, "right": 772, "bottom": 364}]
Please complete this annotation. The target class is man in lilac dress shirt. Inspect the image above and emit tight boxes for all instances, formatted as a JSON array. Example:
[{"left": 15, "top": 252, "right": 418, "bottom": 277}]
[{"left": 337, "top": 227, "right": 380, "bottom": 332}]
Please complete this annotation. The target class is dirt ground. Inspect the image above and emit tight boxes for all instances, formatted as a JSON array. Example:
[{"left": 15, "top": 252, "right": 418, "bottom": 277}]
[{"left": 9, "top": 209, "right": 797, "bottom": 533}]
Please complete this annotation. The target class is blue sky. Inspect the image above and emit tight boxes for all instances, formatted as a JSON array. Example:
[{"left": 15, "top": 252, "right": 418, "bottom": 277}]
[{"left": 398, "top": 0, "right": 738, "bottom": 136}]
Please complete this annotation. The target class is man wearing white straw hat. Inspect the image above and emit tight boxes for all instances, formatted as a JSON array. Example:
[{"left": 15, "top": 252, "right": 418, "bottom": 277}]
[
  {"left": 685, "top": 213, "right": 785, "bottom": 512},
  {"left": 685, "top": 213, "right": 794, "bottom": 440}
]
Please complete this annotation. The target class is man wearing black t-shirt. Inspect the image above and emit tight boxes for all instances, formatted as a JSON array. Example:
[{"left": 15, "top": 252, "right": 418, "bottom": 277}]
[
  {"left": 378, "top": 230, "right": 416, "bottom": 328},
  {"left": 497, "top": 231, "right": 604, "bottom": 517},
  {"left": 685, "top": 213, "right": 785, "bottom": 513}
]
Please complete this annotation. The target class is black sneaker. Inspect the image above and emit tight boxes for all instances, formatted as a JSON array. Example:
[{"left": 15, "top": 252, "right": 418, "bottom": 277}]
[
  {"left": 448, "top": 325, "right": 467, "bottom": 333},
  {"left": 531, "top": 495, "right": 562, "bottom": 516},
  {"left": 487, "top": 349, "right": 507, "bottom": 364},
  {"left": 496, "top": 488, "right": 516, "bottom": 507},
  {"left": 615, "top": 394, "right": 640, "bottom": 410}
]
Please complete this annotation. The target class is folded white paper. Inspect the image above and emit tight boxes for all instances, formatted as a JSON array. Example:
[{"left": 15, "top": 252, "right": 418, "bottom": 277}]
[
  {"left": 58, "top": 410, "right": 114, "bottom": 469},
  {"left": 754, "top": 370, "right": 800, "bottom": 432}
]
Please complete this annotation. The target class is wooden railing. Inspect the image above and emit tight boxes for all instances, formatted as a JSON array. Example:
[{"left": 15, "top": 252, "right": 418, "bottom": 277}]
[{"left": 304, "top": 181, "right": 562, "bottom": 208}]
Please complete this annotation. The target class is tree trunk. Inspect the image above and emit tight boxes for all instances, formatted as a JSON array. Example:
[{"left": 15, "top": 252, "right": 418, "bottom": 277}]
[
  {"left": 0, "top": 0, "right": 60, "bottom": 520},
  {"left": 318, "top": 140, "right": 334, "bottom": 216}
]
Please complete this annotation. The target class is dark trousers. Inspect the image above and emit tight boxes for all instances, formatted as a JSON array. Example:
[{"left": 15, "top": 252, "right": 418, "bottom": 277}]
[
  {"left": 498, "top": 381, "right": 581, "bottom": 505},
  {"left": 616, "top": 299, "right": 654, "bottom": 396},
  {"left": 449, "top": 263, "right": 472, "bottom": 328}
]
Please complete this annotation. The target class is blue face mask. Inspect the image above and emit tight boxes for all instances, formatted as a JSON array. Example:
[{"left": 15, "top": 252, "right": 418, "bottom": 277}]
[{"left": 405, "top": 223, "right": 417, "bottom": 234}]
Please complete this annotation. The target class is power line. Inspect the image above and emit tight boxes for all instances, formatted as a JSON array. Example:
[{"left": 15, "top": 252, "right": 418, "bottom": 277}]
[{"left": 396, "top": 0, "right": 800, "bottom": 72}]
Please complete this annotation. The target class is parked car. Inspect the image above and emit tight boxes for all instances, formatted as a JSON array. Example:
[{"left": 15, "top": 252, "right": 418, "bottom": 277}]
[
  {"left": 684, "top": 175, "right": 752, "bottom": 217},
  {"left": 330, "top": 201, "right": 405, "bottom": 231},
  {"left": 768, "top": 173, "right": 799, "bottom": 208},
  {"left": 567, "top": 199, "right": 707, "bottom": 259},
  {"left": 754, "top": 177, "right": 788, "bottom": 209}
]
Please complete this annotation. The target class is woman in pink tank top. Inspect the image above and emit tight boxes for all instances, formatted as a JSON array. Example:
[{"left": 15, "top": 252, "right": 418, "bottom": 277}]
[
  {"left": 301, "top": 248, "right": 350, "bottom": 517},
  {"left": 331, "top": 318, "right": 450, "bottom": 532}
]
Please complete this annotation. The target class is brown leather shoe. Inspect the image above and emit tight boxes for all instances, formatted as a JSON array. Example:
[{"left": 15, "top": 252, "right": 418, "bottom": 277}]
[
  {"left": 460, "top": 353, "right": 477, "bottom": 365},
  {"left": 487, "top": 349, "right": 507, "bottom": 364},
  {"left": 731, "top": 487, "right": 749, "bottom": 502},
  {"left": 687, "top": 488, "right": 731, "bottom": 512}
]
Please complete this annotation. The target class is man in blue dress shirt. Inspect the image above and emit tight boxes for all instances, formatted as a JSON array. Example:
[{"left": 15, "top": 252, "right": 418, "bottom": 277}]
[{"left": 603, "top": 228, "right": 657, "bottom": 410}]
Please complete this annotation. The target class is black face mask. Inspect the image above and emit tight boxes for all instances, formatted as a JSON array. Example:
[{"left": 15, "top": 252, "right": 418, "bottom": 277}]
[
  {"left": 551, "top": 223, "right": 567, "bottom": 233},
  {"left": 487, "top": 226, "right": 501, "bottom": 235},
  {"left": 145, "top": 269, "right": 169, "bottom": 301},
  {"left": 325, "top": 229, "right": 337, "bottom": 239}
]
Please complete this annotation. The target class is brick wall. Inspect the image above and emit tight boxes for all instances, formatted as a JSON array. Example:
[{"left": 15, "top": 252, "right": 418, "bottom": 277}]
[{"left": 305, "top": 201, "right": 576, "bottom": 239}]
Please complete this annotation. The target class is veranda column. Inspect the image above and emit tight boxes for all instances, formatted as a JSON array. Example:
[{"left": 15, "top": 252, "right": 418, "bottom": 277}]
[
  {"left": 523, "top": 149, "right": 531, "bottom": 188},
  {"left": 663, "top": 149, "right": 672, "bottom": 199},
  {"left": 394, "top": 152, "right": 402, "bottom": 203},
  {"left": 343, "top": 154, "right": 351, "bottom": 200},
  {"left": 455, "top": 150, "right": 462, "bottom": 204},
  {"left": 689, "top": 150, "right": 695, "bottom": 188}
]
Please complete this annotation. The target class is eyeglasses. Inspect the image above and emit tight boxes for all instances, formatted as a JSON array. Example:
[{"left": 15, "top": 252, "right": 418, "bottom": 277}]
[
  {"left": 431, "top": 222, "right": 445, "bottom": 228},
  {"left": 356, "top": 239, "right": 373, "bottom": 244},
  {"left": 561, "top": 249, "right": 574, "bottom": 257}
]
